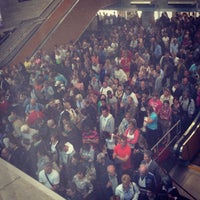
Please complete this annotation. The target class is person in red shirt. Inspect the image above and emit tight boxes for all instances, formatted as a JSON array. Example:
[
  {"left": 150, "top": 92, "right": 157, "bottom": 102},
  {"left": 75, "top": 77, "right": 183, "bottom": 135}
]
[
  {"left": 113, "top": 135, "right": 132, "bottom": 177},
  {"left": 148, "top": 92, "right": 163, "bottom": 114}
]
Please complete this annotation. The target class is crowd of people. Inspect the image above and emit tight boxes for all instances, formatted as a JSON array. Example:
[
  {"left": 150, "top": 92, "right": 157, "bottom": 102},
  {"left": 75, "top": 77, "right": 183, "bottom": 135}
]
[{"left": 1, "top": 11, "right": 199, "bottom": 200}]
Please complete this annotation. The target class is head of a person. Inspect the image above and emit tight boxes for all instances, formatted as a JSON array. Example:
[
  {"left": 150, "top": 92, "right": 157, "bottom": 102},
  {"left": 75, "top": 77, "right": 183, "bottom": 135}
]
[
  {"left": 182, "top": 90, "right": 189, "bottom": 99},
  {"left": 125, "top": 86, "right": 131, "bottom": 94},
  {"left": 182, "top": 77, "right": 188, "bottom": 85},
  {"left": 30, "top": 98, "right": 37, "bottom": 105},
  {"left": 20, "top": 124, "right": 30, "bottom": 134},
  {"left": 125, "top": 112, "right": 131, "bottom": 122},
  {"left": 54, "top": 98, "right": 61, "bottom": 105},
  {"left": 101, "top": 106, "right": 109, "bottom": 117},
  {"left": 1, "top": 147, "right": 11, "bottom": 160},
  {"left": 71, "top": 153, "right": 81, "bottom": 165},
  {"left": 47, "top": 119, "right": 56, "bottom": 129},
  {"left": 140, "top": 81, "right": 146, "bottom": 89},
  {"left": 173, "top": 97, "right": 179, "bottom": 104},
  {"left": 163, "top": 88, "right": 171, "bottom": 96},
  {"left": 96, "top": 152, "right": 106, "bottom": 164},
  {"left": 100, "top": 94, "right": 106, "bottom": 101},
  {"left": 50, "top": 132, "right": 59, "bottom": 143},
  {"left": 147, "top": 105, "right": 154, "bottom": 114},
  {"left": 63, "top": 99, "right": 72, "bottom": 109},
  {"left": 44, "top": 161, "right": 53, "bottom": 174},
  {"left": 77, "top": 166, "right": 87, "bottom": 179},
  {"left": 102, "top": 81, "right": 108, "bottom": 88},
  {"left": 66, "top": 182, "right": 77, "bottom": 197},
  {"left": 143, "top": 150, "right": 153, "bottom": 163},
  {"left": 163, "top": 100, "right": 170, "bottom": 108},
  {"left": 127, "top": 96, "right": 134, "bottom": 105},
  {"left": 146, "top": 186, "right": 157, "bottom": 198},
  {"left": 75, "top": 94, "right": 83, "bottom": 102},
  {"left": 119, "top": 135, "right": 127, "bottom": 148},
  {"left": 118, "top": 84, "right": 124, "bottom": 91},
  {"left": 139, "top": 161, "right": 148, "bottom": 176},
  {"left": 121, "top": 174, "right": 131, "bottom": 190},
  {"left": 162, "top": 176, "right": 173, "bottom": 191},
  {"left": 152, "top": 92, "right": 159, "bottom": 100},
  {"left": 107, "top": 90, "right": 113, "bottom": 98},
  {"left": 107, "top": 165, "right": 116, "bottom": 177},
  {"left": 128, "top": 119, "right": 137, "bottom": 130},
  {"left": 63, "top": 142, "right": 72, "bottom": 153}
]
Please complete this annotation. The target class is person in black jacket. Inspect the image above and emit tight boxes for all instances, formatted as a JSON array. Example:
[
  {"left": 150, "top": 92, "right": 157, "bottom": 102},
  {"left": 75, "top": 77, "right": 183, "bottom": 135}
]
[
  {"left": 8, "top": 136, "right": 26, "bottom": 170},
  {"left": 143, "top": 150, "right": 162, "bottom": 190},
  {"left": 132, "top": 161, "right": 157, "bottom": 200}
]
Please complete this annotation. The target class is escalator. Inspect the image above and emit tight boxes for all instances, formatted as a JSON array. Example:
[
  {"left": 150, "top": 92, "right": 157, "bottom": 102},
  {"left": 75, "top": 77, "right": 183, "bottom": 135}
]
[
  {"left": 9, "top": 0, "right": 78, "bottom": 66},
  {"left": 151, "top": 110, "right": 200, "bottom": 199},
  {"left": 8, "top": 0, "right": 119, "bottom": 66}
]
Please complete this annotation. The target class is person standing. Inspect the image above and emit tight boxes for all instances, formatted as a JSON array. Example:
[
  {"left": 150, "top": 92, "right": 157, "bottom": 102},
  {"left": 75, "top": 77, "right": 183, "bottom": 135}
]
[
  {"left": 113, "top": 135, "right": 132, "bottom": 177},
  {"left": 39, "top": 161, "right": 60, "bottom": 192},
  {"left": 99, "top": 106, "right": 115, "bottom": 138},
  {"left": 115, "top": 174, "right": 140, "bottom": 200},
  {"left": 144, "top": 106, "right": 159, "bottom": 149}
]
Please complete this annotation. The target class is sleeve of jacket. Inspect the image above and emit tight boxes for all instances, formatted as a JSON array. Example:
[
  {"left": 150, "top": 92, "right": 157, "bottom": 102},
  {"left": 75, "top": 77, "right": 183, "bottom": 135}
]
[{"left": 132, "top": 182, "right": 140, "bottom": 200}]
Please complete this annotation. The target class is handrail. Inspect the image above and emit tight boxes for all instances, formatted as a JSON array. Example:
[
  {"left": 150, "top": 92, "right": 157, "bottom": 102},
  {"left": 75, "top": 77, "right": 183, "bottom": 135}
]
[
  {"left": 34, "top": 0, "right": 80, "bottom": 55},
  {"left": 151, "top": 120, "right": 181, "bottom": 159},
  {"left": 150, "top": 112, "right": 200, "bottom": 200},
  {"left": 173, "top": 111, "right": 200, "bottom": 158},
  {"left": 10, "top": 0, "right": 77, "bottom": 65},
  {"left": 179, "top": 123, "right": 200, "bottom": 161}
]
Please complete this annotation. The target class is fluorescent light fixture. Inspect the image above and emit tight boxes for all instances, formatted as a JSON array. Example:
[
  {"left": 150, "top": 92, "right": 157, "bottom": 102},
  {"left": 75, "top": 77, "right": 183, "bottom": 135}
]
[
  {"left": 130, "top": 1, "right": 152, "bottom": 4},
  {"left": 168, "top": 0, "right": 196, "bottom": 5}
]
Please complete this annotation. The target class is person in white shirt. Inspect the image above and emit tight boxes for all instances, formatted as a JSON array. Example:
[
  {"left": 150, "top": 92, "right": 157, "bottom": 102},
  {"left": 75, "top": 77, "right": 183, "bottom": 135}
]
[
  {"left": 39, "top": 161, "right": 60, "bottom": 191},
  {"left": 121, "top": 86, "right": 138, "bottom": 107},
  {"left": 114, "top": 65, "right": 128, "bottom": 84},
  {"left": 115, "top": 174, "right": 140, "bottom": 200},
  {"left": 99, "top": 106, "right": 115, "bottom": 137},
  {"left": 100, "top": 81, "right": 113, "bottom": 98}
]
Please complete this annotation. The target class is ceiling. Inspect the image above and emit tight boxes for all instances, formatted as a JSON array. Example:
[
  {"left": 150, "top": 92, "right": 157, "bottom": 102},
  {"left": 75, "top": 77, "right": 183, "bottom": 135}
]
[{"left": 105, "top": 0, "right": 199, "bottom": 12}]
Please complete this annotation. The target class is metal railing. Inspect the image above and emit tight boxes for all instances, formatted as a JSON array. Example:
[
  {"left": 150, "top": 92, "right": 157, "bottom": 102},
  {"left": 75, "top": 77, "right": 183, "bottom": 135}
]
[
  {"left": 150, "top": 115, "right": 199, "bottom": 200},
  {"left": 174, "top": 111, "right": 200, "bottom": 160},
  {"left": 151, "top": 120, "right": 182, "bottom": 159}
]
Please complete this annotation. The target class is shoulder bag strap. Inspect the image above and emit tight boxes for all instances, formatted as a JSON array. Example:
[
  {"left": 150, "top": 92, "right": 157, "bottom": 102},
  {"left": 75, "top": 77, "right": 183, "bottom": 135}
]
[{"left": 45, "top": 172, "right": 54, "bottom": 187}]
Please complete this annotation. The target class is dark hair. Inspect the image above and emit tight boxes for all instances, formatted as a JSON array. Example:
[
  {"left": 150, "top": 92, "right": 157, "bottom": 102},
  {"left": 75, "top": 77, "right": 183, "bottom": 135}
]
[
  {"left": 144, "top": 150, "right": 153, "bottom": 159},
  {"left": 147, "top": 105, "right": 154, "bottom": 113},
  {"left": 129, "top": 119, "right": 137, "bottom": 128},
  {"left": 163, "top": 100, "right": 170, "bottom": 105},
  {"left": 107, "top": 90, "right": 112, "bottom": 95},
  {"left": 162, "top": 176, "right": 173, "bottom": 189},
  {"left": 66, "top": 182, "right": 77, "bottom": 192},
  {"left": 72, "top": 152, "right": 81, "bottom": 160},
  {"left": 119, "top": 135, "right": 127, "bottom": 142},
  {"left": 77, "top": 166, "right": 87, "bottom": 176},
  {"left": 101, "top": 106, "right": 108, "bottom": 112}
]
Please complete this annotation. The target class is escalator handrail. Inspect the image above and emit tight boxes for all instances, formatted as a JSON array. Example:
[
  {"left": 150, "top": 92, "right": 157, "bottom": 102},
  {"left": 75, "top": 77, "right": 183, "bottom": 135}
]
[
  {"left": 33, "top": 0, "right": 80, "bottom": 55},
  {"left": 179, "top": 123, "right": 200, "bottom": 160},
  {"left": 173, "top": 111, "right": 200, "bottom": 157}
]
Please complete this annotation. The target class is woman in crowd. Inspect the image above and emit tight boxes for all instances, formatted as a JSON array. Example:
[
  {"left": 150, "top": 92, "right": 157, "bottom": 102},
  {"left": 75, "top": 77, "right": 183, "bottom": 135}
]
[
  {"left": 144, "top": 106, "right": 159, "bottom": 149},
  {"left": 123, "top": 119, "right": 140, "bottom": 150},
  {"left": 0, "top": 12, "right": 199, "bottom": 200},
  {"left": 72, "top": 166, "right": 94, "bottom": 200}
]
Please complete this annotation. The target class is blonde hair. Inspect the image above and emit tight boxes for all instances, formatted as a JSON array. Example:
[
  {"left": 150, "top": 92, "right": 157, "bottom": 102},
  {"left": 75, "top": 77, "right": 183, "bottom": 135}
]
[{"left": 121, "top": 174, "right": 131, "bottom": 183}]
